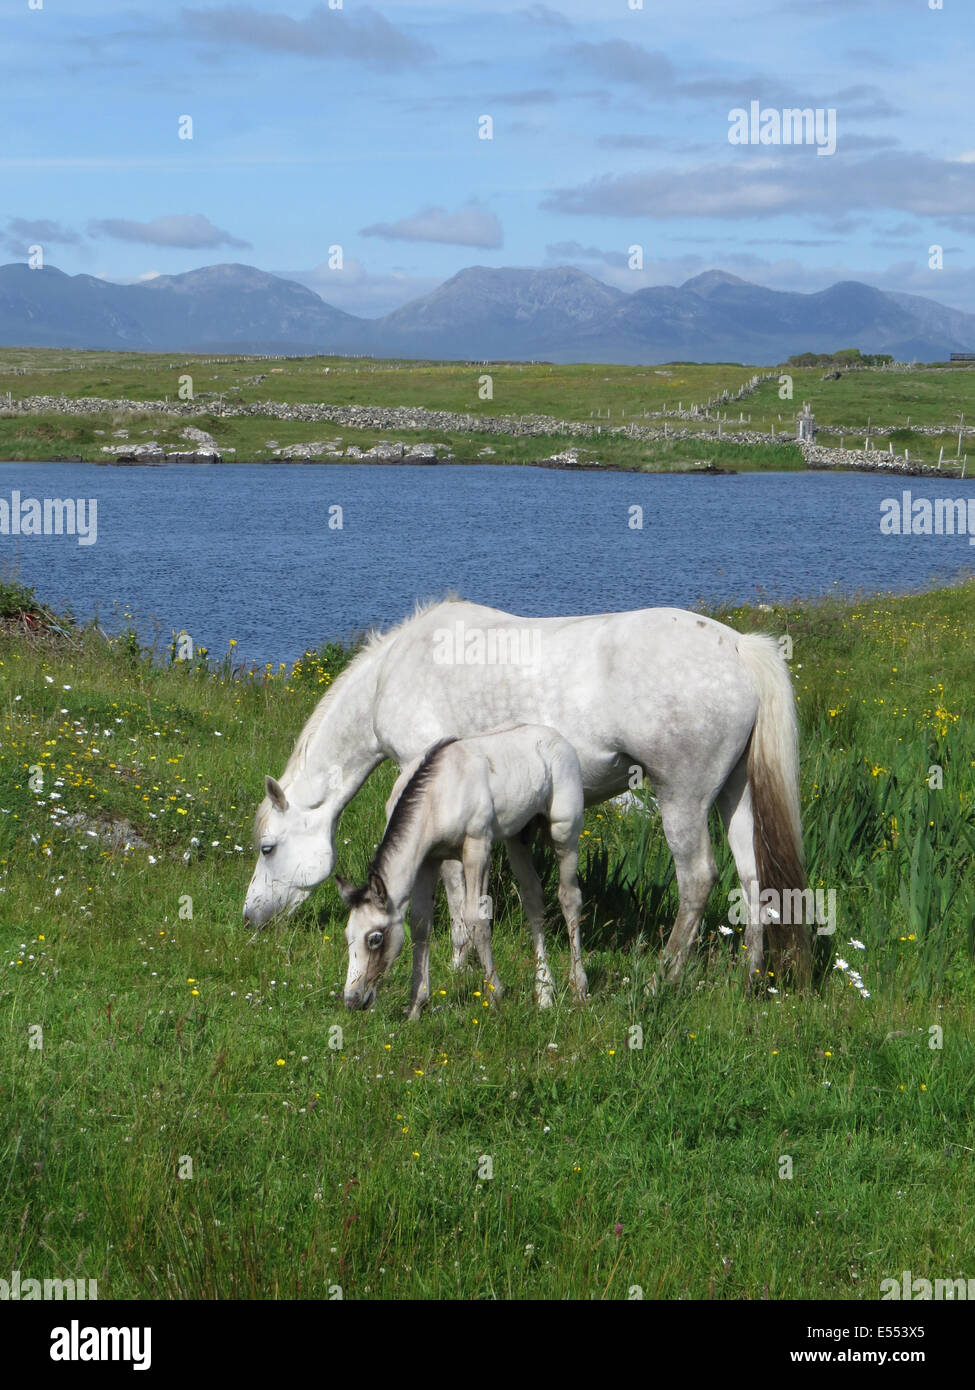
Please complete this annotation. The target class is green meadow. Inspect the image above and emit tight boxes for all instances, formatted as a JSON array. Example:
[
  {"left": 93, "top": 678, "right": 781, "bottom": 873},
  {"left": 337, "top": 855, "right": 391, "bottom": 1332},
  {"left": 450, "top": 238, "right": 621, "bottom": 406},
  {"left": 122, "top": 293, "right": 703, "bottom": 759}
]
[
  {"left": 0, "top": 347, "right": 971, "bottom": 471},
  {"left": 1, "top": 577, "right": 973, "bottom": 1300}
]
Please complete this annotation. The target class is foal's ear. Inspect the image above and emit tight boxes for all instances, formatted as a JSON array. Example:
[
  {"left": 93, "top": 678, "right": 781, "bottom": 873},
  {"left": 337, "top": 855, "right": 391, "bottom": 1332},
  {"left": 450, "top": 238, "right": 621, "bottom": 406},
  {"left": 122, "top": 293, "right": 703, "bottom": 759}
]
[
  {"left": 334, "top": 875, "right": 358, "bottom": 907},
  {"left": 265, "top": 775, "right": 288, "bottom": 813},
  {"left": 368, "top": 871, "right": 391, "bottom": 911}
]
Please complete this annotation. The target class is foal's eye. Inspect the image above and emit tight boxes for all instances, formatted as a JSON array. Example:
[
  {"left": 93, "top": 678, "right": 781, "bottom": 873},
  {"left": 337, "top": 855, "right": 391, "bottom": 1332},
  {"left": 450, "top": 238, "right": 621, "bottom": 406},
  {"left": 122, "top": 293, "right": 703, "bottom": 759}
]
[
  {"left": 366, "top": 931, "right": 384, "bottom": 951},
  {"left": 261, "top": 842, "right": 274, "bottom": 857}
]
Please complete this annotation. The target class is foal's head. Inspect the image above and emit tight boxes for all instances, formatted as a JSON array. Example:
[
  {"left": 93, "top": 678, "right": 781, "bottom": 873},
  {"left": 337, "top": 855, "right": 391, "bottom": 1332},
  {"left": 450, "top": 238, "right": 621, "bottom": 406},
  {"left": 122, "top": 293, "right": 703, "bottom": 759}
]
[{"left": 336, "top": 871, "right": 406, "bottom": 1010}]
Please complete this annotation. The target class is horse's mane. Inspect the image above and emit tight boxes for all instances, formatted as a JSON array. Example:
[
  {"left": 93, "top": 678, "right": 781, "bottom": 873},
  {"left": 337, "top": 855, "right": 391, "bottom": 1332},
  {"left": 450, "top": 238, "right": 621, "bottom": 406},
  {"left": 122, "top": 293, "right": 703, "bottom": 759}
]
[
  {"left": 369, "top": 737, "right": 458, "bottom": 885},
  {"left": 278, "top": 593, "right": 461, "bottom": 786}
]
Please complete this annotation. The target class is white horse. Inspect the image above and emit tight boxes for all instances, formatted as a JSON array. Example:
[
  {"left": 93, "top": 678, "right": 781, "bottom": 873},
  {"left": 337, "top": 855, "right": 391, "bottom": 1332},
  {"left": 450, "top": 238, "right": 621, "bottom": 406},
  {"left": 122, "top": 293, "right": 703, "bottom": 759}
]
[
  {"left": 245, "top": 599, "right": 810, "bottom": 986},
  {"left": 336, "top": 726, "right": 587, "bottom": 1018}
]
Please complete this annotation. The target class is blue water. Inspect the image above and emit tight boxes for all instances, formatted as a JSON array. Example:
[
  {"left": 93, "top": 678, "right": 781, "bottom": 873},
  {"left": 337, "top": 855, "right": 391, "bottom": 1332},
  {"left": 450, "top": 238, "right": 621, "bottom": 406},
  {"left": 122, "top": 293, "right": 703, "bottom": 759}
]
[{"left": 2, "top": 462, "right": 973, "bottom": 666}]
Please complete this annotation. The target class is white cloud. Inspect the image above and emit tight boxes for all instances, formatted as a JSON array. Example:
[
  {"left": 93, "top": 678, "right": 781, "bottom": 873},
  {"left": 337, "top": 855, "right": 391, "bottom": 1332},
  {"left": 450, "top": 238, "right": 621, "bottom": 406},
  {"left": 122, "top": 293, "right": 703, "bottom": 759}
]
[
  {"left": 88, "top": 214, "right": 250, "bottom": 249},
  {"left": 542, "top": 151, "right": 975, "bottom": 229},
  {"left": 180, "top": 4, "right": 434, "bottom": 69},
  {"left": 360, "top": 202, "right": 503, "bottom": 249}
]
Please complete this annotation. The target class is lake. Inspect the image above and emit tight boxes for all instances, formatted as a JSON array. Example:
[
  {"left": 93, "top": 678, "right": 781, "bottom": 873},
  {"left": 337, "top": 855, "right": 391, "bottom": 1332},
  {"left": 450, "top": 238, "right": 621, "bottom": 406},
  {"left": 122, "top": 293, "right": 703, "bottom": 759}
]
[{"left": 2, "top": 462, "right": 973, "bottom": 666}]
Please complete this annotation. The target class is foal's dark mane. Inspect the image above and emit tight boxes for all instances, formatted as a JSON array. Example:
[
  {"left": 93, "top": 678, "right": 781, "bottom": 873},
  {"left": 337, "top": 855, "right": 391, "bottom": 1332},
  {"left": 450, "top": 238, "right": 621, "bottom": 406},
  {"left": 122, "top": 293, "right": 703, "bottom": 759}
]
[{"left": 362, "top": 738, "right": 457, "bottom": 893}]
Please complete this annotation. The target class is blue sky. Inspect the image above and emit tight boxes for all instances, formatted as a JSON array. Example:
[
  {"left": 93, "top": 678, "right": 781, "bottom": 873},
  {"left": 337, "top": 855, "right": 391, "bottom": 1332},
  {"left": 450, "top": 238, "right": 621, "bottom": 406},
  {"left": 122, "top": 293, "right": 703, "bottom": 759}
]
[{"left": 3, "top": 0, "right": 974, "bottom": 315}]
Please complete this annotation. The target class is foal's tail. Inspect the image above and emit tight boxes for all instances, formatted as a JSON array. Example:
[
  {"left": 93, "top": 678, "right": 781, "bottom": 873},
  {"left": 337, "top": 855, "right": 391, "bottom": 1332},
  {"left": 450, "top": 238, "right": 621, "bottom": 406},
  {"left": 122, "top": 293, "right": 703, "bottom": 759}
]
[{"left": 736, "top": 633, "right": 812, "bottom": 988}]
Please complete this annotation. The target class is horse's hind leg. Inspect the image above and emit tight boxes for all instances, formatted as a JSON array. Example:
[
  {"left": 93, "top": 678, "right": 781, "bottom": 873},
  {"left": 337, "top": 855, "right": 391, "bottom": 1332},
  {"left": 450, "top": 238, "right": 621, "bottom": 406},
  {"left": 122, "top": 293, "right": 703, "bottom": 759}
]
[
  {"left": 503, "top": 836, "right": 555, "bottom": 1007},
  {"left": 657, "top": 792, "right": 718, "bottom": 984},
  {"left": 717, "top": 752, "right": 764, "bottom": 987}
]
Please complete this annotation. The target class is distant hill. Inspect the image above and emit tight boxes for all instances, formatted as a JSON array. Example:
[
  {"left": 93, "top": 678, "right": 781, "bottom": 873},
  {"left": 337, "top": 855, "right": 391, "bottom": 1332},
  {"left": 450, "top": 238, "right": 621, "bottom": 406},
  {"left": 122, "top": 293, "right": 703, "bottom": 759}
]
[
  {"left": 1, "top": 260, "right": 973, "bottom": 364},
  {"left": 376, "top": 265, "right": 625, "bottom": 360},
  {"left": 0, "top": 262, "right": 366, "bottom": 354}
]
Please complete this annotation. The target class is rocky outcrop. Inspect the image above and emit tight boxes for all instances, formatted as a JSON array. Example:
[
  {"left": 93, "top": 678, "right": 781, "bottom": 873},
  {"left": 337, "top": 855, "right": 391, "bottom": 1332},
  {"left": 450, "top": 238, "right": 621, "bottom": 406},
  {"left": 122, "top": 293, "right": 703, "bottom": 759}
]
[
  {"left": 99, "top": 440, "right": 226, "bottom": 465},
  {"left": 265, "top": 439, "right": 455, "bottom": 463},
  {"left": 537, "top": 449, "right": 602, "bottom": 468},
  {"left": 180, "top": 425, "right": 220, "bottom": 449}
]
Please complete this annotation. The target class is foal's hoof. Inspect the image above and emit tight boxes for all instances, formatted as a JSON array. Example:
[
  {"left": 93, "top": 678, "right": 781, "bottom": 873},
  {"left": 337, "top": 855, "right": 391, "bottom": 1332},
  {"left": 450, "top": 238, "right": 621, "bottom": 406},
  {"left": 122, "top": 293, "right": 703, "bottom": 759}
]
[
  {"left": 647, "top": 965, "right": 676, "bottom": 996},
  {"left": 535, "top": 988, "right": 554, "bottom": 1009}
]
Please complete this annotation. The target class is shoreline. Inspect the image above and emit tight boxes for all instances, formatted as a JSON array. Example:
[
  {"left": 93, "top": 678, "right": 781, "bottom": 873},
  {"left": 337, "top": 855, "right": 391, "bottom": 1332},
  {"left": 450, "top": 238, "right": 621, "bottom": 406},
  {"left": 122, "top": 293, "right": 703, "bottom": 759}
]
[
  {"left": 6, "top": 572, "right": 975, "bottom": 677},
  {"left": 6, "top": 451, "right": 971, "bottom": 480}
]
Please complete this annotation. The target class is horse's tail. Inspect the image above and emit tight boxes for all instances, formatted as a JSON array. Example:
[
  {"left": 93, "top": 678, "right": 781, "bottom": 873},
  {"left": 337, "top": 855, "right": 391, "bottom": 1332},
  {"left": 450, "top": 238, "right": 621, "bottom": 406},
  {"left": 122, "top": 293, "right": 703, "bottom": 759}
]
[{"left": 736, "top": 633, "right": 811, "bottom": 989}]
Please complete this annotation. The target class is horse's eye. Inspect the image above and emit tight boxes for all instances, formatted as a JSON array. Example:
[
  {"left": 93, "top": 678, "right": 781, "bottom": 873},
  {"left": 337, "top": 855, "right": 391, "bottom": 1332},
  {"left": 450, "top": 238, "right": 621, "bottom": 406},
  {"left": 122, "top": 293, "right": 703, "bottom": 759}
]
[
  {"left": 261, "top": 842, "right": 274, "bottom": 857},
  {"left": 367, "top": 931, "right": 384, "bottom": 951}
]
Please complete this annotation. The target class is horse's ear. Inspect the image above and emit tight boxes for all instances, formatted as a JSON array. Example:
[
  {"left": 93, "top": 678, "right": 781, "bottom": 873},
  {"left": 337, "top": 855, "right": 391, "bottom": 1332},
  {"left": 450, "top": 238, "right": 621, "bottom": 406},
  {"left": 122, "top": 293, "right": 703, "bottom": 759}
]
[
  {"left": 334, "top": 875, "right": 357, "bottom": 907},
  {"left": 368, "top": 871, "right": 390, "bottom": 910},
  {"left": 265, "top": 775, "right": 288, "bottom": 813}
]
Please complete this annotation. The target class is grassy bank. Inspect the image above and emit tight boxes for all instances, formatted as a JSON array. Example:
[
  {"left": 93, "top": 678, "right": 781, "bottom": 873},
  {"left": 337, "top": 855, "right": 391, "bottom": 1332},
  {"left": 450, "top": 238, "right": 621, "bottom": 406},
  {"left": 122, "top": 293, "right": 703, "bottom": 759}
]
[
  {"left": 0, "top": 408, "right": 804, "bottom": 472},
  {"left": 1, "top": 346, "right": 971, "bottom": 471},
  {"left": 1, "top": 580, "right": 973, "bottom": 1299}
]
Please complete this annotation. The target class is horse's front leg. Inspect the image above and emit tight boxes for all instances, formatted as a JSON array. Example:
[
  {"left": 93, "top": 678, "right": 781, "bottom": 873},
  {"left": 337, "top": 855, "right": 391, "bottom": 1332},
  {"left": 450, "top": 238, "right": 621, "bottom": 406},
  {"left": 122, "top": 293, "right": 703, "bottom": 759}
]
[
  {"left": 407, "top": 860, "right": 437, "bottom": 1021},
  {"left": 461, "top": 838, "right": 503, "bottom": 998},
  {"left": 441, "top": 858, "right": 474, "bottom": 971}
]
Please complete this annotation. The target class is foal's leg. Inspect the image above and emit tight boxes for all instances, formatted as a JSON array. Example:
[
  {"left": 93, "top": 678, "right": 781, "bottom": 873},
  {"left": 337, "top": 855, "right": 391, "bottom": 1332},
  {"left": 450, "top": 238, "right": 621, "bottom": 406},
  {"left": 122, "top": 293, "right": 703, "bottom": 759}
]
[
  {"left": 502, "top": 836, "right": 555, "bottom": 1007},
  {"left": 461, "top": 837, "right": 503, "bottom": 997},
  {"left": 407, "top": 860, "right": 438, "bottom": 1021},
  {"left": 441, "top": 858, "right": 474, "bottom": 970},
  {"left": 657, "top": 793, "right": 718, "bottom": 985}
]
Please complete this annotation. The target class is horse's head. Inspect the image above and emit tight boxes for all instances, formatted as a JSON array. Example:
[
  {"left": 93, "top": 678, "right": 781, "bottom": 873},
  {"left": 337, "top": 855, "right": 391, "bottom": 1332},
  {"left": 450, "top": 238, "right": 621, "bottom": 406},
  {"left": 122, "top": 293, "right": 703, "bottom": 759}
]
[
  {"left": 335, "top": 870, "right": 406, "bottom": 1010},
  {"left": 243, "top": 776, "right": 335, "bottom": 929}
]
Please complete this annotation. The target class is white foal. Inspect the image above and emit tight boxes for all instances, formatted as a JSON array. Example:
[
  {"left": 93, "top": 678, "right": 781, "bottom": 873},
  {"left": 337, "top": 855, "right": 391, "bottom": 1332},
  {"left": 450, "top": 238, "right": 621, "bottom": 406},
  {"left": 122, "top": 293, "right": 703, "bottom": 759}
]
[{"left": 336, "top": 725, "right": 587, "bottom": 1019}]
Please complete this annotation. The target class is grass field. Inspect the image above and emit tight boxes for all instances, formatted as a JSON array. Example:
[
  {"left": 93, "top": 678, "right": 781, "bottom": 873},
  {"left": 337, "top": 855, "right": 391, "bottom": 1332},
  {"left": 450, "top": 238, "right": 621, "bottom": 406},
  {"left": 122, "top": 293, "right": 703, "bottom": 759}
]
[
  {"left": 1, "top": 579, "right": 973, "bottom": 1300},
  {"left": 0, "top": 347, "right": 971, "bottom": 471},
  {"left": 0, "top": 408, "right": 804, "bottom": 473}
]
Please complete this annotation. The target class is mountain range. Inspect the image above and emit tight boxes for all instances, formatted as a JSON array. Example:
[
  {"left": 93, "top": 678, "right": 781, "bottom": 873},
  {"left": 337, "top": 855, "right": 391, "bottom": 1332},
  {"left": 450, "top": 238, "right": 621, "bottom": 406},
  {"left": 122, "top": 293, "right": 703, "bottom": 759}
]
[{"left": 1, "top": 261, "right": 973, "bottom": 365}]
